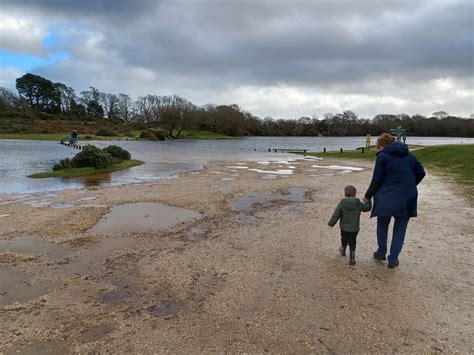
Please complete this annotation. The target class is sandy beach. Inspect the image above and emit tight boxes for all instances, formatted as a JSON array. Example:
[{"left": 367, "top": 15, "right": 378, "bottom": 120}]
[{"left": 0, "top": 156, "right": 473, "bottom": 353}]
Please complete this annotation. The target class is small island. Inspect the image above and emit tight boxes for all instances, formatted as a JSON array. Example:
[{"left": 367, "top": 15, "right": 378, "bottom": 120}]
[{"left": 29, "top": 144, "right": 144, "bottom": 178}]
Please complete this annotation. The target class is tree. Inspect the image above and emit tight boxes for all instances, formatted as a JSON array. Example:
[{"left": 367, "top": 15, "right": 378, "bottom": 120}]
[
  {"left": 54, "top": 82, "right": 76, "bottom": 115},
  {"left": 0, "top": 87, "right": 19, "bottom": 111},
  {"left": 117, "top": 93, "right": 132, "bottom": 123},
  {"left": 432, "top": 111, "right": 448, "bottom": 119},
  {"left": 15, "top": 73, "right": 61, "bottom": 113}
]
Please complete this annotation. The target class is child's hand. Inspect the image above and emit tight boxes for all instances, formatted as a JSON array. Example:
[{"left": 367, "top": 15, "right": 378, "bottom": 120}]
[{"left": 363, "top": 197, "right": 369, "bottom": 204}]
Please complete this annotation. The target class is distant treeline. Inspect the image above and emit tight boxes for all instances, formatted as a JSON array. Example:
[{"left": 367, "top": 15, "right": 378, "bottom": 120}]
[{"left": 1, "top": 73, "right": 473, "bottom": 137}]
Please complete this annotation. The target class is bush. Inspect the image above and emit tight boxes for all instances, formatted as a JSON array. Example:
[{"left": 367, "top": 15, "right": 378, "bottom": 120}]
[
  {"left": 95, "top": 127, "right": 117, "bottom": 136},
  {"left": 71, "top": 145, "right": 112, "bottom": 169},
  {"left": 102, "top": 145, "right": 131, "bottom": 161},
  {"left": 140, "top": 129, "right": 167, "bottom": 141}
]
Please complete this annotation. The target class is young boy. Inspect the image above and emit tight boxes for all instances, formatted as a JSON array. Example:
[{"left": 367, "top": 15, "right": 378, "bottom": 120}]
[{"left": 328, "top": 185, "right": 371, "bottom": 265}]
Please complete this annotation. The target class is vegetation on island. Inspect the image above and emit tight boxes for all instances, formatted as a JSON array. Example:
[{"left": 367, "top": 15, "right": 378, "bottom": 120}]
[
  {"left": 1, "top": 73, "right": 473, "bottom": 141},
  {"left": 29, "top": 145, "right": 143, "bottom": 178}
]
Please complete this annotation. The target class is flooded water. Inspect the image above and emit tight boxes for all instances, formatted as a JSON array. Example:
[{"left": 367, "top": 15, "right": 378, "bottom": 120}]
[
  {"left": 1, "top": 136, "right": 472, "bottom": 194},
  {"left": 88, "top": 202, "right": 201, "bottom": 235},
  {"left": 0, "top": 235, "right": 140, "bottom": 305}
]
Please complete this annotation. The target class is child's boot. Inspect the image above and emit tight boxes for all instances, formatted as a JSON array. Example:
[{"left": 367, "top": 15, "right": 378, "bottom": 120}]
[
  {"left": 349, "top": 250, "right": 356, "bottom": 265},
  {"left": 339, "top": 246, "right": 346, "bottom": 256}
]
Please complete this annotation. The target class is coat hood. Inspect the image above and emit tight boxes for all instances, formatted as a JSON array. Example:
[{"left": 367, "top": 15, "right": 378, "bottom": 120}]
[
  {"left": 341, "top": 197, "right": 360, "bottom": 210},
  {"left": 383, "top": 141, "right": 409, "bottom": 157}
]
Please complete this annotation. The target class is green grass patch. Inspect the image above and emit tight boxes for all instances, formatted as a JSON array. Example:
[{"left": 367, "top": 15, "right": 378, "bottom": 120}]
[
  {"left": 29, "top": 159, "right": 144, "bottom": 178},
  {"left": 175, "top": 130, "right": 232, "bottom": 139},
  {"left": 0, "top": 133, "right": 70, "bottom": 141}
]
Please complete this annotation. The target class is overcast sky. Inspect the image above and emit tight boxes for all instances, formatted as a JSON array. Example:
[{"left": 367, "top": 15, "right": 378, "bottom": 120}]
[{"left": 1, "top": 0, "right": 473, "bottom": 118}]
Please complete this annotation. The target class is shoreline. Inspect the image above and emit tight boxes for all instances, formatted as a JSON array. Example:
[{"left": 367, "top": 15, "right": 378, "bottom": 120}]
[{"left": 0, "top": 156, "right": 473, "bottom": 353}]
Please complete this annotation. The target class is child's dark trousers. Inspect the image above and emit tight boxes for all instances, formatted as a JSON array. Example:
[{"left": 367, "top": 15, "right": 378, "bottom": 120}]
[{"left": 341, "top": 230, "right": 358, "bottom": 251}]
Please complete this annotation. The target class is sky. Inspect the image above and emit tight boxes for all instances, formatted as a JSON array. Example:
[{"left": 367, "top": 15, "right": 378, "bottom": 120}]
[{"left": 0, "top": 0, "right": 473, "bottom": 119}]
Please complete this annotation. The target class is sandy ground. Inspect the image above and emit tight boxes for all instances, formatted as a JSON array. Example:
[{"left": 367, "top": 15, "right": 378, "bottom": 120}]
[{"left": 0, "top": 157, "right": 473, "bottom": 354}]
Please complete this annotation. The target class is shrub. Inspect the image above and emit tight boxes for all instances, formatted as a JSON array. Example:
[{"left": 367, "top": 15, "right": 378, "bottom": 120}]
[
  {"left": 71, "top": 145, "right": 112, "bottom": 169},
  {"left": 140, "top": 129, "right": 166, "bottom": 141},
  {"left": 102, "top": 145, "right": 131, "bottom": 161},
  {"left": 95, "top": 127, "right": 117, "bottom": 136}
]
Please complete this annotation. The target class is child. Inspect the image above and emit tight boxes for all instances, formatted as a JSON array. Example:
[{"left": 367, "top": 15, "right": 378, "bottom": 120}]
[{"left": 328, "top": 185, "right": 371, "bottom": 265}]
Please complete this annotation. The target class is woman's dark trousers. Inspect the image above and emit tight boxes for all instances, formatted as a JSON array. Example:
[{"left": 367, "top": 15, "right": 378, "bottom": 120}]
[{"left": 376, "top": 216, "right": 410, "bottom": 263}]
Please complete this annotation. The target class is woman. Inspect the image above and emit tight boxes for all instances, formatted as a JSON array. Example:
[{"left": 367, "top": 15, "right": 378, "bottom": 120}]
[{"left": 364, "top": 133, "right": 425, "bottom": 268}]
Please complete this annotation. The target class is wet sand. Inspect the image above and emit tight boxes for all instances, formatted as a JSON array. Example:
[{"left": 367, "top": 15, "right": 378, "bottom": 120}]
[{"left": 0, "top": 157, "right": 473, "bottom": 353}]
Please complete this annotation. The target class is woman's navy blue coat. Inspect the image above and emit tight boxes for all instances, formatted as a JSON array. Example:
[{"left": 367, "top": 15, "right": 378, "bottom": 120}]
[{"left": 365, "top": 142, "right": 425, "bottom": 217}]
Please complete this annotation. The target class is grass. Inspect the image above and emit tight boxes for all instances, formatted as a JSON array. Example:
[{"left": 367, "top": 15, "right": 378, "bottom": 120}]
[
  {"left": 304, "top": 144, "right": 474, "bottom": 197},
  {"left": 29, "top": 159, "right": 144, "bottom": 178}
]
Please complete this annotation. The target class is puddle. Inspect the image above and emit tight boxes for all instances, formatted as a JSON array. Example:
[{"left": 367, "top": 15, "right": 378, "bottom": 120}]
[
  {"left": 0, "top": 236, "right": 73, "bottom": 259},
  {"left": 0, "top": 267, "right": 59, "bottom": 305},
  {"left": 226, "top": 166, "right": 249, "bottom": 169},
  {"left": 51, "top": 203, "right": 74, "bottom": 209},
  {"left": 0, "top": 214, "right": 11, "bottom": 218},
  {"left": 26, "top": 200, "right": 52, "bottom": 208},
  {"left": 311, "top": 164, "right": 363, "bottom": 171},
  {"left": 194, "top": 272, "right": 219, "bottom": 286},
  {"left": 237, "top": 214, "right": 257, "bottom": 223},
  {"left": 221, "top": 177, "right": 235, "bottom": 181},
  {"left": 147, "top": 300, "right": 184, "bottom": 318},
  {"left": 286, "top": 206, "right": 305, "bottom": 215},
  {"left": 80, "top": 323, "right": 115, "bottom": 343},
  {"left": 5, "top": 338, "right": 68, "bottom": 355},
  {"left": 77, "top": 196, "right": 97, "bottom": 202},
  {"left": 262, "top": 175, "right": 277, "bottom": 180},
  {"left": 231, "top": 187, "right": 308, "bottom": 212},
  {"left": 62, "top": 236, "right": 140, "bottom": 276},
  {"left": 88, "top": 203, "right": 201, "bottom": 235},
  {"left": 187, "top": 225, "right": 208, "bottom": 241},
  {"left": 248, "top": 168, "right": 293, "bottom": 175}
]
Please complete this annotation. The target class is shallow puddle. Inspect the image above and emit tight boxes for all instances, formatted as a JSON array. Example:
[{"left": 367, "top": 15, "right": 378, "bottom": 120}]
[
  {"left": 231, "top": 187, "right": 308, "bottom": 212},
  {"left": 0, "top": 267, "right": 59, "bottom": 305},
  {"left": 5, "top": 338, "right": 68, "bottom": 355},
  {"left": 0, "top": 236, "right": 73, "bottom": 259},
  {"left": 100, "top": 279, "right": 137, "bottom": 304},
  {"left": 195, "top": 272, "right": 219, "bottom": 286},
  {"left": 62, "top": 236, "right": 140, "bottom": 276},
  {"left": 248, "top": 168, "right": 293, "bottom": 175},
  {"left": 88, "top": 202, "right": 201, "bottom": 235},
  {"left": 148, "top": 300, "right": 184, "bottom": 318},
  {"left": 311, "top": 164, "right": 363, "bottom": 171},
  {"left": 80, "top": 323, "right": 115, "bottom": 343}
]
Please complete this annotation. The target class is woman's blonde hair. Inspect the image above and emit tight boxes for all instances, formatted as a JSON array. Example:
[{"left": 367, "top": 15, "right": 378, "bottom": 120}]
[{"left": 376, "top": 133, "right": 395, "bottom": 150}]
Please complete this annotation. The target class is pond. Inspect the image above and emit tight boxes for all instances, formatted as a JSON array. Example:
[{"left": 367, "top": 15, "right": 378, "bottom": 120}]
[{"left": 0, "top": 136, "right": 472, "bottom": 194}]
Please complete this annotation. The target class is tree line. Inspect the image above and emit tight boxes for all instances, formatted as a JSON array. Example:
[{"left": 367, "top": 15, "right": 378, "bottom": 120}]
[{"left": 1, "top": 73, "right": 473, "bottom": 137}]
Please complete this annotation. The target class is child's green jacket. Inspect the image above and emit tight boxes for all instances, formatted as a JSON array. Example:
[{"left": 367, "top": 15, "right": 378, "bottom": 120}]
[{"left": 328, "top": 197, "right": 372, "bottom": 232}]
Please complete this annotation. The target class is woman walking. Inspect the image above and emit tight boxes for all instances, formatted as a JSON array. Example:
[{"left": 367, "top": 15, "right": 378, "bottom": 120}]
[{"left": 364, "top": 133, "right": 426, "bottom": 268}]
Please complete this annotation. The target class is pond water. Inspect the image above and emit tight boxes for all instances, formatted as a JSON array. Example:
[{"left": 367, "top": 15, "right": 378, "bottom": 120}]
[{"left": 0, "top": 136, "right": 472, "bottom": 194}]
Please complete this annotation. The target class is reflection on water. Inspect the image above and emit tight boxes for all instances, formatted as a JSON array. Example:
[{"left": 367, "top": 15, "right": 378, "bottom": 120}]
[{"left": 1, "top": 136, "right": 472, "bottom": 194}]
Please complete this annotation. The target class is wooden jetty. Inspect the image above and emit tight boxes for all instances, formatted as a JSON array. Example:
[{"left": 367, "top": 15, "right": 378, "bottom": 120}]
[{"left": 270, "top": 148, "right": 308, "bottom": 153}]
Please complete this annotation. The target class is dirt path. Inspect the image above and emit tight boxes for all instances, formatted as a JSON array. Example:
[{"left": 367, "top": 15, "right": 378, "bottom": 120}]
[{"left": 0, "top": 157, "right": 472, "bottom": 353}]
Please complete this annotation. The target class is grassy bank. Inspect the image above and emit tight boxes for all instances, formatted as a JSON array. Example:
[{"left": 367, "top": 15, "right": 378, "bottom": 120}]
[
  {"left": 29, "top": 159, "right": 144, "bottom": 178},
  {"left": 176, "top": 130, "right": 232, "bottom": 139},
  {"left": 304, "top": 144, "right": 474, "bottom": 197}
]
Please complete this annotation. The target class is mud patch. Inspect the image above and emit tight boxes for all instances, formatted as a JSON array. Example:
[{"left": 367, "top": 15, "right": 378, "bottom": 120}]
[
  {"left": 100, "top": 279, "right": 137, "bottom": 304},
  {"left": 148, "top": 300, "right": 184, "bottom": 318},
  {"left": 88, "top": 202, "right": 201, "bottom": 235}
]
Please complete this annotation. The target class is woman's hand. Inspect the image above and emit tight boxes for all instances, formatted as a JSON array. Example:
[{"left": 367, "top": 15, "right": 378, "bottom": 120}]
[{"left": 363, "top": 197, "right": 369, "bottom": 204}]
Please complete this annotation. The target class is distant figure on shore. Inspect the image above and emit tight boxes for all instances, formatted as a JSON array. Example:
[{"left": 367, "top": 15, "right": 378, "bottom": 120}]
[
  {"left": 364, "top": 133, "right": 425, "bottom": 268},
  {"left": 69, "top": 130, "right": 78, "bottom": 145},
  {"left": 328, "top": 185, "right": 372, "bottom": 265}
]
